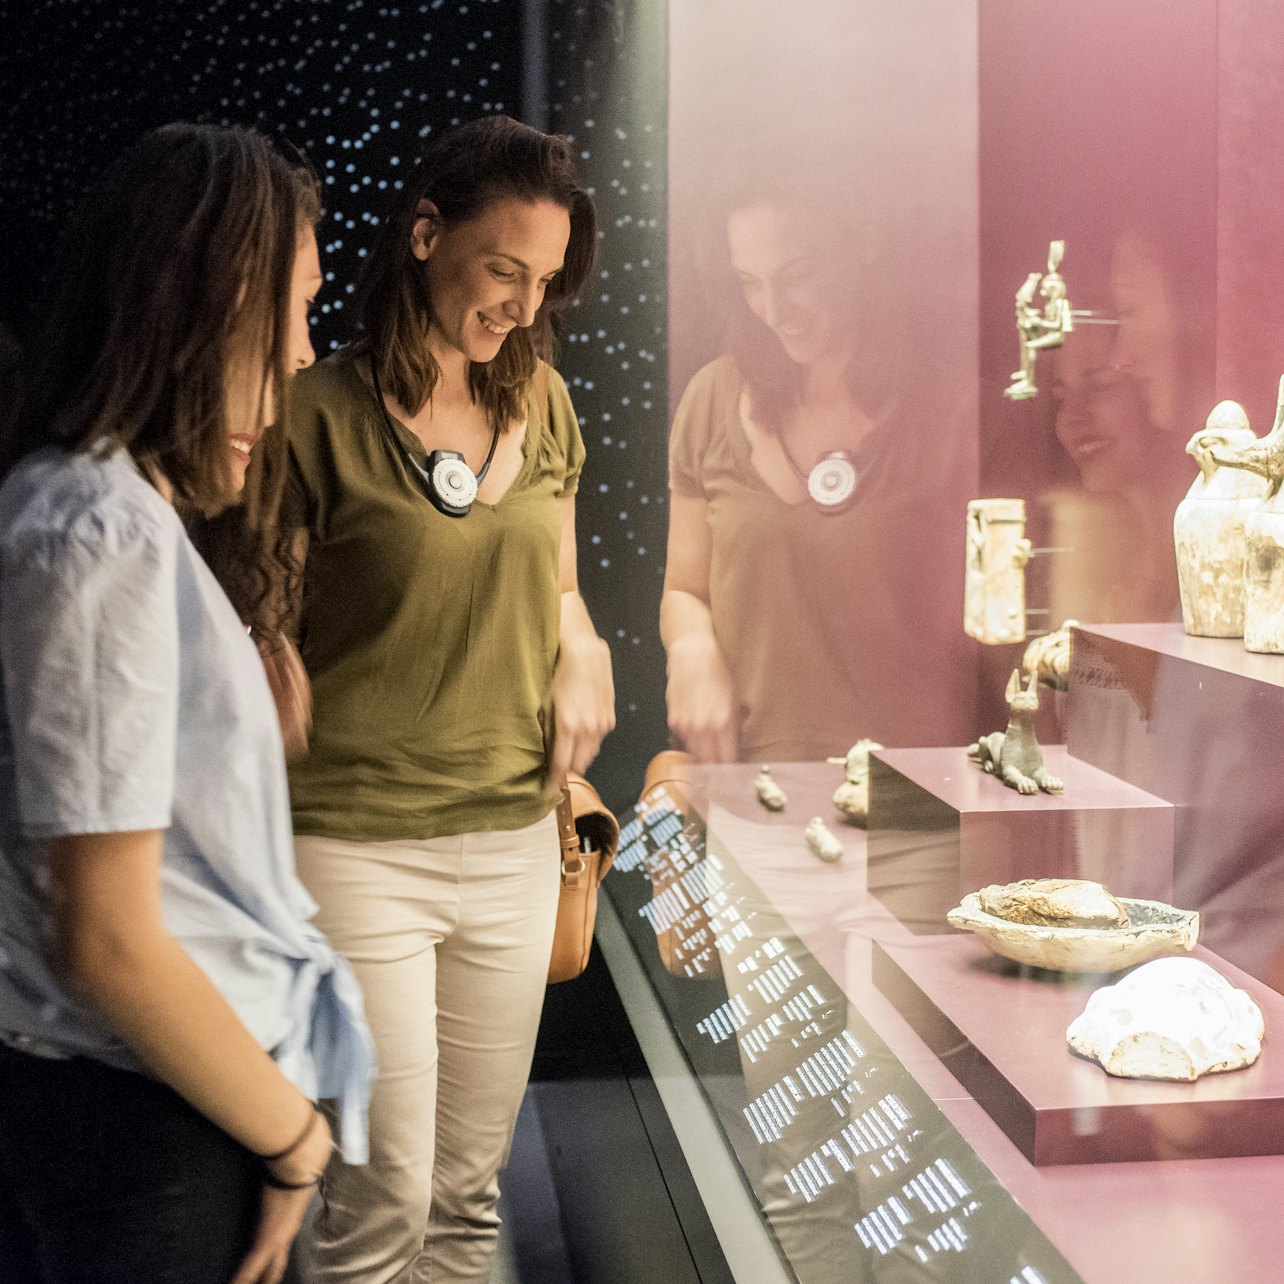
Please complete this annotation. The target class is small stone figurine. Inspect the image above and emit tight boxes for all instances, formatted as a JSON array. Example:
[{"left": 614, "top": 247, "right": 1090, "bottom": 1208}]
[
  {"left": 804, "top": 817, "right": 844, "bottom": 863},
  {"left": 1004, "top": 240, "right": 1074, "bottom": 402},
  {"left": 827, "top": 738, "right": 884, "bottom": 824},
  {"left": 1021, "top": 619, "right": 1078, "bottom": 691},
  {"left": 754, "top": 765, "right": 787, "bottom": 811},
  {"left": 967, "top": 669, "right": 1064, "bottom": 796}
]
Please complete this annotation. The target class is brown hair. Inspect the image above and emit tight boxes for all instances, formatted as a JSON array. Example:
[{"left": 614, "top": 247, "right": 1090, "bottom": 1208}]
[
  {"left": 3, "top": 122, "right": 321, "bottom": 633},
  {"left": 699, "top": 139, "right": 890, "bottom": 435},
  {"left": 355, "top": 114, "right": 596, "bottom": 429}
]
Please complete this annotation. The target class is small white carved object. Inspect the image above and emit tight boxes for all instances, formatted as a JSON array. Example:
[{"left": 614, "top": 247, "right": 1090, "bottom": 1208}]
[
  {"left": 754, "top": 765, "right": 787, "bottom": 811},
  {"left": 1067, "top": 957, "right": 1264, "bottom": 1082},
  {"left": 1176, "top": 401, "right": 1268, "bottom": 637},
  {"left": 826, "top": 738, "right": 884, "bottom": 824},
  {"left": 964, "top": 499, "right": 1032, "bottom": 645},
  {"left": 804, "top": 816, "right": 843, "bottom": 864},
  {"left": 1021, "top": 620, "right": 1078, "bottom": 691}
]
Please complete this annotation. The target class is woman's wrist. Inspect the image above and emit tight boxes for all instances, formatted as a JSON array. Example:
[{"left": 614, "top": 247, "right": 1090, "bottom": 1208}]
[{"left": 257, "top": 1101, "right": 333, "bottom": 1188}]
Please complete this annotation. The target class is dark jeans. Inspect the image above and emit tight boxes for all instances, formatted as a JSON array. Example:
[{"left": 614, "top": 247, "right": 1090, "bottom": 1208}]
[{"left": 0, "top": 1042, "right": 261, "bottom": 1284}]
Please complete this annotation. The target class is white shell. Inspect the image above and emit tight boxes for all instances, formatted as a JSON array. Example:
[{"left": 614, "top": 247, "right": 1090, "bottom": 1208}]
[
  {"left": 1067, "top": 957, "right": 1265, "bottom": 1081},
  {"left": 804, "top": 816, "right": 843, "bottom": 863},
  {"left": 754, "top": 765, "right": 787, "bottom": 811}
]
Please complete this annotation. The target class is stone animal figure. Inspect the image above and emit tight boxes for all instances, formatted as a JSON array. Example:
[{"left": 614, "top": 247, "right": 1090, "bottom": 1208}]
[{"left": 967, "top": 669, "right": 1064, "bottom": 795}]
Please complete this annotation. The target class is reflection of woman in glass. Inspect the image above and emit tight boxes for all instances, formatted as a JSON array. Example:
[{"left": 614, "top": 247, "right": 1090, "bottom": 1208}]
[
  {"left": 1047, "top": 229, "right": 1195, "bottom": 623},
  {"left": 662, "top": 165, "right": 968, "bottom": 763}
]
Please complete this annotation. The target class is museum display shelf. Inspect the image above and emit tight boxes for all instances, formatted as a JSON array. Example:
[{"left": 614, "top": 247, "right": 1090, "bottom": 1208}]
[
  {"left": 599, "top": 760, "right": 1284, "bottom": 1283},
  {"left": 866, "top": 746, "right": 1174, "bottom": 934},
  {"left": 873, "top": 930, "right": 1284, "bottom": 1165},
  {"left": 1067, "top": 622, "right": 1284, "bottom": 979}
]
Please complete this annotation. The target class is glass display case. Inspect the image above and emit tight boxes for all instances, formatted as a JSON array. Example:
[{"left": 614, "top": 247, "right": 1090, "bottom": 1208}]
[{"left": 595, "top": 2, "right": 1284, "bottom": 1280}]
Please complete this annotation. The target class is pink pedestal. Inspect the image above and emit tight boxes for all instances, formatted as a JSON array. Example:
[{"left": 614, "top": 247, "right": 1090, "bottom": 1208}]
[
  {"left": 1067, "top": 623, "right": 1284, "bottom": 981},
  {"left": 866, "top": 745, "right": 1174, "bottom": 934},
  {"left": 874, "top": 932, "right": 1284, "bottom": 1166}
]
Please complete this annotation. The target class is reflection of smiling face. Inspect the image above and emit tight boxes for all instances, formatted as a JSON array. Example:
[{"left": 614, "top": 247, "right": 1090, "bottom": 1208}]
[
  {"left": 1110, "top": 231, "right": 1178, "bottom": 432},
  {"left": 727, "top": 203, "right": 841, "bottom": 368},
  {"left": 416, "top": 196, "right": 569, "bottom": 367},
  {"left": 1051, "top": 324, "right": 1156, "bottom": 495}
]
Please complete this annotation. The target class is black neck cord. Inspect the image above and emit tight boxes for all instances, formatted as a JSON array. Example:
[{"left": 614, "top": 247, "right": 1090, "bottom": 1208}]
[{"left": 369, "top": 357, "right": 501, "bottom": 482}]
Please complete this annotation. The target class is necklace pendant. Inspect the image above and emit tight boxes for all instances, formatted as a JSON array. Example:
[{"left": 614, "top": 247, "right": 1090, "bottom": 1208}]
[{"left": 807, "top": 451, "right": 858, "bottom": 511}]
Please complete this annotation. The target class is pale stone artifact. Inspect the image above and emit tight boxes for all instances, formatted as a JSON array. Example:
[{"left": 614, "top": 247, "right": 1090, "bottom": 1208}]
[
  {"left": 1004, "top": 239, "right": 1075, "bottom": 401},
  {"left": 754, "top": 765, "right": 787, "bottom": 811},
  {"left": 977, "top": 878, "right": 1128, "bottom": 930},
  {"left": 1200, "top": 376, "right": 1284, "bottom": 652},
  {"left": 1021, "top": 619, "right": 1078, "bottom": 691},
  {"left": 967, "top": 668, "right": 1063, "bottom": 795},
  {"left": 803, "top": 816, "right": 843, "bottom": 863},
  {"left": 1067, "top": 957, "right": 1264, "bottom": 1081},
  {"left": 1175, "top": 400, "right": 1268, "bottom": 637},
  {"left": 826, "top": 737, "right": 884, "bottom": 824},
  {"left": 948, "top": 887, "right": 1199, "bottom": 973},
  {"left": 964, "top": 499, "right": 1033, "bottom": 645}
]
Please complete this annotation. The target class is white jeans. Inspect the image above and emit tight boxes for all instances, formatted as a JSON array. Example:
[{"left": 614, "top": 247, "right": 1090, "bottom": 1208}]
[{"left": 295, "top": 813, "right": 560, "bottom": 1284}]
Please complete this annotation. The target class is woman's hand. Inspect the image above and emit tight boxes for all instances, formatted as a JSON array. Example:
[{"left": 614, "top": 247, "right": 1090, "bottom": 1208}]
[
  {"left": 257, "top": 634, "right": 312, "bottom": 758},
  {"left": 665, "top": 632, "right": 739, "bottom": 763},
  {"left": 549, "top": 631, "right": 616, "bottom": 782},
  {"left": 229, "top": 1111, "right": 333, "bottom": 1284}
]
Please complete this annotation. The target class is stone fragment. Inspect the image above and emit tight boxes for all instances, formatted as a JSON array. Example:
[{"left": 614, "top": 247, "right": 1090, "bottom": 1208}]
[
  {"left": 1067, "top": 957, "right": 1264, "bottom": 1081},
  {"left": 977, "top": 878, "right": 1129, "bottom": 930}
]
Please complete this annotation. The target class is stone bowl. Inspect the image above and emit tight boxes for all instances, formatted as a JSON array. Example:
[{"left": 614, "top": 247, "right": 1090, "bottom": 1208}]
[{"left": 946, "top": 893, "right": 1200, "bottom": 974}]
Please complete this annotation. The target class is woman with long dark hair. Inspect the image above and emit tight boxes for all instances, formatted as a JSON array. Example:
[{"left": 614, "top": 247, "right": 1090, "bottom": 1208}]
[
  {"left": 281, "top": 114, "right": 614, "bottom": 1281},
  {"left": 663, "top": 150, "right": 971, "bottom": 763},
  {"left": 0, "top": 122, "right": 372, "bottom": 1284}
]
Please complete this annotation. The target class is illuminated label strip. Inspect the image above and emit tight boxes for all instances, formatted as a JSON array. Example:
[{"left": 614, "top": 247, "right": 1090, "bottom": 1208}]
[
  {"left": 695, "top": 992, "right": 751, "bottom": 1044},
  {"left": 613, "top": 791, "right": 1083, "bottom": 1283},
  {"left": 854, "top": 1159, "right": 979, "bottom": 1260}
]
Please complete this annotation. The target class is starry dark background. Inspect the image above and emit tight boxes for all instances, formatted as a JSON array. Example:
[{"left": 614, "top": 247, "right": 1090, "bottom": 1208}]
[{"left": 0, "top": 0, "right": 669, "bottom": 809}]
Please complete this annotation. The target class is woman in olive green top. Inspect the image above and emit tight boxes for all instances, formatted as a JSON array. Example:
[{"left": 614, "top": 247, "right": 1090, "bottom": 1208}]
[{"left": 283, "top": 116, "right": 614, "bottom": 1283}]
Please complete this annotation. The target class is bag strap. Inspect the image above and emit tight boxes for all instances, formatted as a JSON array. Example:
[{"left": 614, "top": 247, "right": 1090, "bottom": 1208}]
[{"left": 556, "top": 786, "right": 588, "bottom": 888}]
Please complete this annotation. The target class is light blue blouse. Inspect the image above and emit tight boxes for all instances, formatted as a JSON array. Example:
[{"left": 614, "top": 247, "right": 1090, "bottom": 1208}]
[{"left": 0, "top": 444, "right": 373, "bottom": 1161}]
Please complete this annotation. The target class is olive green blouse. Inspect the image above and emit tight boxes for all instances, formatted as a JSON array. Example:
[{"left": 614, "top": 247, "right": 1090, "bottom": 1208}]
[{"left": 285, "top": 353, "right": 584, "bottom": 841}]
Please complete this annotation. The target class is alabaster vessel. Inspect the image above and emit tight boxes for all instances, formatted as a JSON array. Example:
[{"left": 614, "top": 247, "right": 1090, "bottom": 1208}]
[
  {"left": 1245, "top": 490, "right": 1284, "bottom": 653},
  {"left": 948, "top": 881, "right": 1199, "bottom": 973},
  {"left": 1198, "top": 375, "right": 1284, "bottom": 652},
  {"left": 964, "top": 498, "right": 1032, "bottom": 646},
  {"left": 1067, "top": 957, "right": 1264, "bottom": 1082},
  {"left": 1175, "top": 401, "right": 1267, "bottom": 637}
]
